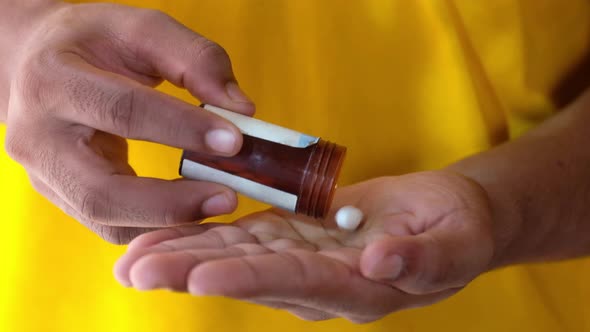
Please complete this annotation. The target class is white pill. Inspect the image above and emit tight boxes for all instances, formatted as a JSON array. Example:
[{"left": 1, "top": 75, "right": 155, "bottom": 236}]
[{"left": 335, "top": 205, "right": 364, "bottom": 231}]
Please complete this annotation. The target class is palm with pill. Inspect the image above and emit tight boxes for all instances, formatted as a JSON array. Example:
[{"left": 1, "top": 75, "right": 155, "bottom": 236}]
[{"left": 115, "top": 170, "right": 496, "bottom": 323}]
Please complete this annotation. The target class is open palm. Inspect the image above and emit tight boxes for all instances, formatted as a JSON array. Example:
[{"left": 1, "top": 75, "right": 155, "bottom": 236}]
[{"left": 115, "top": 171, "right": 495, "bottom": 322}]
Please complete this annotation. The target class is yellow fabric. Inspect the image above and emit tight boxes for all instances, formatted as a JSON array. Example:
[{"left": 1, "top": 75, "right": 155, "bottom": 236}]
[{"left": 2, "top": 0, "right": 590, "bottom": 331}]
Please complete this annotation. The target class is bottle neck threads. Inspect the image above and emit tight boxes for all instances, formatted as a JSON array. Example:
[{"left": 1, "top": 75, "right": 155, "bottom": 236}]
[{"left": 297, "top": 139, "right": 346, "bottom": 218}]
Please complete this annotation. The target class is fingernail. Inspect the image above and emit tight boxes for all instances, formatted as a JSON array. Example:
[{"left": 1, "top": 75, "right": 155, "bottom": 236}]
[
  {"left": 205, "top": 129, "right": 237, "bottom": 154},
  {"left": 202, "top": 192, "right": 234, "bottom": 216},
  {"left": 388, "top": 255, "right": 405, "bottom": 281},
  {"left": 375, "top": 255, "right": 405, "bottom": 281},
  {"left": 226, "top": 81, "right": 253, "bottom": 104}
]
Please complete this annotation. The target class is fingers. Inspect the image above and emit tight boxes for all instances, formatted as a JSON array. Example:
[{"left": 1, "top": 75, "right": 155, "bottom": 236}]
[
  {"left": 28, "top": 135, "right": 238, "bottom": 228},
  {"left": 6, "top": 4, "right": 257, "bottom": 244},
  {"left": 360, "top": 224, "right": 494, "bottom": 295},
  {"left": 115, "top": 225, "right": 458, "bottom": 322},
  {"left": 55, "top": 56, "right": 244, "bottom": 155},
  {"left": 115, "top": 229, "right": 193, "bottom": 286},
  {"left": 123, "top": 229, "right": 338, "bottom": 322},
  {"left": 118, "top": 240, "right": 371, "bottom": 317},
  {"left": 115, "top": 225, "right": 258, "bottom": 286},
  {"left": 74, "top": 175, "right": 237, "bottom": 228},
  {"left": 189, "top": 251, "right": 331, "bottom": 299},
  {"left": 121, "top": 8, "right": 254, "bottom": 115},
  {"left": 28, "top": 174, "right": 156, "bottom": 244},
  {"left": 129, "top": 244, "right": 272, "bottom": 291},
  {"left": 187, "top": 250, "right": 383, "bottom": 313},
  {"left": 126, "top": 226, "right": 210, "bottom": 251},
  {"left": 119, "top": 227, "right": 384, "bottom": 317},
  {"left": 121, "top": 244, "right": 455, "bottom": 322},
  {"left": 75, "top": 175, "right": 237, "bottom": 227},
  {"left": 116, "top": 227, "right": 363, "bottom": 304},
  {"left": 187, "top": 249, "right": 452, "bottom": 323},
  {"left": 8, "top": 119, "right": 236, "bottom": 237}
]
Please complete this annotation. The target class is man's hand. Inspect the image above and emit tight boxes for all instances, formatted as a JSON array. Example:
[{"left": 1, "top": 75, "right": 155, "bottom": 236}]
[
  {"left": 2, "top": 2, "right": 255, "bottom": 244},
  {"left": 114, "top": 171, "right": 496, "bottom": 323}
]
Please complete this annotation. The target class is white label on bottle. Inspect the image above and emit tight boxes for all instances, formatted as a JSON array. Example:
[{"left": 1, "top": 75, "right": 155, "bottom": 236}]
[
  {"left": 203, "top": 104, "right": 319, "bottom": 148},
  {"left": 181, "top": 159, "right": 298, "bottom": 212}
]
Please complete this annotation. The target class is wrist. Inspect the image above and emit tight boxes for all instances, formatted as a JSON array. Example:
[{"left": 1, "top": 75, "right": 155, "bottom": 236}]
[{"left": 444, "top": 163, "right": 525, "bottom": 270}]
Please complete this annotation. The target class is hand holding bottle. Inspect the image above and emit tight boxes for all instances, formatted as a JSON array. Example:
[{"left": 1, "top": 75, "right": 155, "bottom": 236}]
[{"left": 1, "top": 1, "right": 254, "bottom": 243}]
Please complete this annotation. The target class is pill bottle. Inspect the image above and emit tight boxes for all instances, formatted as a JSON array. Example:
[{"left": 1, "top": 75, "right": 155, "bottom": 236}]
[{"left": 179, "top": 104, "right": 346, "bottom": 218}]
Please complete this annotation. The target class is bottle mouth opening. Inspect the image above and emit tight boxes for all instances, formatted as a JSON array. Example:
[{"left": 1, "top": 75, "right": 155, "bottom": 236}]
[{"left": 296, "top": 139, "right": 346, "bottom": 218}]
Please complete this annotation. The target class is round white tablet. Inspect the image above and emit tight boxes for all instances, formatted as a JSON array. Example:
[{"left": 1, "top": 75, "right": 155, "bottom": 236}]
[{"left": 335, "top": 205, "right": 364, "bottom": 231}]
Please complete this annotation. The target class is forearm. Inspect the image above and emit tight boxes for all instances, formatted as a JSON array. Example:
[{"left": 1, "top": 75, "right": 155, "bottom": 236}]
[
  {"left": 0, "top": 0, "right": 59, "bottom": 121},
  {"left": 449, "top": 90, "right": 590, "bottom": 268}
]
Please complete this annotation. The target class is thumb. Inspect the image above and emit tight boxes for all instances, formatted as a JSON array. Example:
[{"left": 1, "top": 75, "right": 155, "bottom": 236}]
[
  {"left": 121, "top": 9, "right": 255, "bottom": 115},
  {"left": 359, "top": 226, "right": 494, "bottom": 295}
]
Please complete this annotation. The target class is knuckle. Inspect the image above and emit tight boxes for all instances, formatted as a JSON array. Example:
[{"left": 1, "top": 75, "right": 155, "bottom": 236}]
[
  {"left": 104, "top": 88, "right": 138, "bottom": 138},
  {"left": 162, "top": 200, "right": 204, "bottom": 226},
  {"left": 14, "top": 49, "right": 68, "bottom": 113},
  {"left": 78, "top": 189, "right": 110, "bottom": 223},
  {"left": 192, "top": 38, "right": 229, "bottom": 64},
  {"left": 64, "top": 74, "right": 141, "bottom": 138},
  {"left": 163, "top": 207, "right": 183, "bottom": 227},
  {"left": 13, "top": 70, "right": 43, "bottom": 111}
]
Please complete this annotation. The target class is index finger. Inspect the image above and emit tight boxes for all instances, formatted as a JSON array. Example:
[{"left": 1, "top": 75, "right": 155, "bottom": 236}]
[
  {"left": 56, "top": 54, "right": 244, "bottom": 156},
  {"left": 116, "top": 7, "right": 255, "bottom": 115}
]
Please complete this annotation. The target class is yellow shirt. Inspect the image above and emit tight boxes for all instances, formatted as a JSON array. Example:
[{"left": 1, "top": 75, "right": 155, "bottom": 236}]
[{"left": 2, "top": 0, "right": 590, "bottom": 331}]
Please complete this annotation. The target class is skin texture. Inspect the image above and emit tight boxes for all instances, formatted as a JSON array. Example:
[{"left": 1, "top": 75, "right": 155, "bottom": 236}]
[
  {"left": 3, "top": 0, "right": 590, "bottom": 325},
  {"left": 450, "top": 90, "right": 590, "bottom": 268},
  {"left": 0, "top": 1, "right": 255, "bottom": 244}
]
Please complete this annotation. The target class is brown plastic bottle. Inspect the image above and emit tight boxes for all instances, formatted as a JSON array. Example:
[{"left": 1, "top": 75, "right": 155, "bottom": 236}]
[{"left": 179, "top": 105, "right": 346, "bottom": 219}]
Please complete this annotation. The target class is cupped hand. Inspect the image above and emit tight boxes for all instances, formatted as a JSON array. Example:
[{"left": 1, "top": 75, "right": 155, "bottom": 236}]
[
  {"left": 3, "top": 2, "right": 255, "bottom": 243},
  {"left": 115, "top": 171, "right": 496, "bottom": 323}
]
